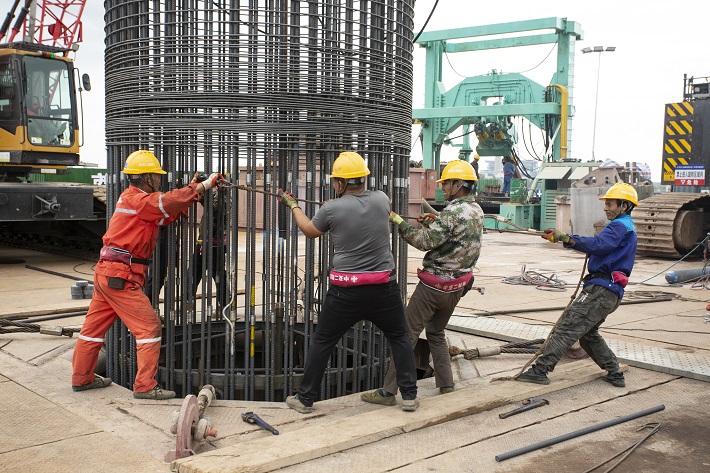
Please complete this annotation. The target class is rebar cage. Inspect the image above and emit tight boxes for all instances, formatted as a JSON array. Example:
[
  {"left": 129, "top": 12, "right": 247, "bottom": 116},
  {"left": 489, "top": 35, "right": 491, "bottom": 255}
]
[{"left": 103, "top": 0, "right": 415, "bottom": 401}]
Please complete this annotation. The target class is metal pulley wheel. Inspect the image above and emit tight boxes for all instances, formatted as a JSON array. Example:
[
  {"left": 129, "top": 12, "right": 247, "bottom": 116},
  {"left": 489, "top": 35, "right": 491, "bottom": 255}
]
[{"left": 167, "top": 394, "right": 200, "bottom": 461}]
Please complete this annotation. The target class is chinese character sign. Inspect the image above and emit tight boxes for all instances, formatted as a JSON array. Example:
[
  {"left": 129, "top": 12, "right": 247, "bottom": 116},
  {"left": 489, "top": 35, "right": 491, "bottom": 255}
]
[{"left": 674, "top": 165, "right": 705, "bottom": 186}]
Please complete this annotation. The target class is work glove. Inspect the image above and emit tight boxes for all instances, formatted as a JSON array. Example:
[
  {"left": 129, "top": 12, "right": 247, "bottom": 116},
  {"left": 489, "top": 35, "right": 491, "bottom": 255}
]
[
  {"left": 417, "top": 213, "right": 437, "bottom": 228},
  {"left": 200, "top": 173, "right": 226, "bottom": 191},
  {"left": 192, "top": 172, "right": 208, "bottom": 183},
  {"left": 542, "top": 229, "right": 570, "bottom": 244},
  {"left": 277, "top": 188, "right": 298, "bottom": 210},
  {"left": 389, "top": 211, "right": 404, "bottom": 225}
]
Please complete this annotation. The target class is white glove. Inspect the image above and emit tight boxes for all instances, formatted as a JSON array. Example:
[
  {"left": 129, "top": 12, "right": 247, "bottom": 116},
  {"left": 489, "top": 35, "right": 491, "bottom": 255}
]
[{"left": 201, "top": 173, "right": 225, "bottom": 191}]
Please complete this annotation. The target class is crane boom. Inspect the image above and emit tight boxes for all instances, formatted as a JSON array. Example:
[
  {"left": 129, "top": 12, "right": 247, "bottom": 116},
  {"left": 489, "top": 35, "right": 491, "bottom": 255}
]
[{"left": 3, "top": 0, "right": 86, "bottom": 51}]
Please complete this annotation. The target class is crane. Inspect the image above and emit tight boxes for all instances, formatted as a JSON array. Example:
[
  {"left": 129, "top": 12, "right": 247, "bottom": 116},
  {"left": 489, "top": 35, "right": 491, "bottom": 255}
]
[
  {"left": 1, "top": 0, "right": 85, "bottom": 50},
  {"left": 0, "top": 0, "right": 99, "bottom": 252}
]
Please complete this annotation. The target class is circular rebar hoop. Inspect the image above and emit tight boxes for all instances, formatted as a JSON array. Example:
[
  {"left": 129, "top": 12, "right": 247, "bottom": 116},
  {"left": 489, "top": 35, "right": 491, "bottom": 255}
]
[{"left": 103, "top": 0, "right": 416, "bottom": 401}]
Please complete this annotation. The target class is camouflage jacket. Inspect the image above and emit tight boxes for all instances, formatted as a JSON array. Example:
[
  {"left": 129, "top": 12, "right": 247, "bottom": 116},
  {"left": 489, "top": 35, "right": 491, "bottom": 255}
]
[{"left": 397, "top": 195, "right": 483, "bottom": 277}]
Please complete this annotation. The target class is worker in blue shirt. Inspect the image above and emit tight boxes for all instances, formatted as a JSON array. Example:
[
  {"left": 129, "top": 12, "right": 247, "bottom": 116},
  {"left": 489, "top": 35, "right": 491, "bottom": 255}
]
[
  {"left": 516, "top": 182, "right": 638, "bottom": 388},
  {"left": 502, "top": 156, "right": 515, "bottom": 196}
]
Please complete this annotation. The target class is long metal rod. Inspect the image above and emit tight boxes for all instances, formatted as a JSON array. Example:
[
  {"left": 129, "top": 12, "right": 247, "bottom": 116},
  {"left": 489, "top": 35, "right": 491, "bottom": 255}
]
[{"left": 495, "top": 405, "right": 666, "bottom": 462}]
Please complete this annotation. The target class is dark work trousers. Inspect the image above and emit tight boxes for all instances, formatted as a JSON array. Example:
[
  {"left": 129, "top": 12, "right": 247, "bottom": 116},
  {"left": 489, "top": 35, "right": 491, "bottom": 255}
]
[
  {"left": 383, "top": 282, "right": 463, "bottom": 394},
  {"left": 534, "top": 284, "right": 621, "bottom": 374},
  {"left": 297, "top": 280, "right": 418, "bottom": 404},
  {"left": 190, "top": 244, "right": 228, "bottom": 310},
  {"left": 145, "top": 228, "right": 168, "bottom": 304}
]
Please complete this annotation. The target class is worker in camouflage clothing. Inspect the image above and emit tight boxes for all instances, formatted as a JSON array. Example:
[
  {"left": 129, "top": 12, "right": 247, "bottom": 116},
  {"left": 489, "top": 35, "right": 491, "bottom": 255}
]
[{"left": 362, "top": 159, "right": 483, "bottom": 406}]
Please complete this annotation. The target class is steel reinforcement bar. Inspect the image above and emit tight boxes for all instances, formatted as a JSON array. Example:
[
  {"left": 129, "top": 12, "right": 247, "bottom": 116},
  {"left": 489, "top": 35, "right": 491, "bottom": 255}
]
[{"left": 103, "top": 0, "right": 415, "bottom": 401}]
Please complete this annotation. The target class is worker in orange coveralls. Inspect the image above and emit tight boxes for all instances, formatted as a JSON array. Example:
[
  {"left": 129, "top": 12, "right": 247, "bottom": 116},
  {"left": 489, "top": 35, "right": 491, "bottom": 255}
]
[{"left": 71, "top": 150, "right": 225, "bottom": 400}]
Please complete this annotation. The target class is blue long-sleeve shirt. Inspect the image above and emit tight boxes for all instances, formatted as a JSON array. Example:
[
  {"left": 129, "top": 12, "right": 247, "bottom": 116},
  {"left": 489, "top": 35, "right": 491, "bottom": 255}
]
[{"left": 563, "top": 214, "right": 637, "bottom": 299}]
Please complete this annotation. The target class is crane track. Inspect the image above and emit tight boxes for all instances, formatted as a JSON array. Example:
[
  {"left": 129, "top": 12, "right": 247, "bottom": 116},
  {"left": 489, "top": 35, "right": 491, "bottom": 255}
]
[{"left": 633, "top": 192, "right": 710, "bottom": 259}]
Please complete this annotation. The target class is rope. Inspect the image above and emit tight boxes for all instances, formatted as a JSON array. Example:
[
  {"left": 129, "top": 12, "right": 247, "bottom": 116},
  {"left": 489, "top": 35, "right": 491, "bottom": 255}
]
[
  {"left": 222, "top": 183, "right": 425, "bottom": 221},
  {"left": 483, "top": 214, "right": 545, "bottom": 236},
  {"left": 492, "top": 255, "right": 589, "bottom": 382},
  {"left": 449, "top": 339, "right": 546, "bottom": 360}
]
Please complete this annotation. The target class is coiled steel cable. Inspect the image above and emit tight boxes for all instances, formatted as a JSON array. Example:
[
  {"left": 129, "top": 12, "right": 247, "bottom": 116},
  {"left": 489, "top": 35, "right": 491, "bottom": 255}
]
[{"left": 0, "top": 319, "right": 76, "bottom": 337}]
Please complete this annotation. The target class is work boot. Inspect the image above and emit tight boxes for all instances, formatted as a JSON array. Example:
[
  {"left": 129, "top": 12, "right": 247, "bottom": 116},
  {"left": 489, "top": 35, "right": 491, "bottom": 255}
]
[
  {"left": 72, "top": 375, "right": 112, "bottom": 392},
  {"left": 401, "top": 398, "right": 420, "bottom": 412},
  {"left": 516, "top": 366, "right": 550, "bottom": 385},
  {"left": 603, "top": 371, "right": 626, "bottom": 388},
  {"left": 286, "top": 394, "right": 314, "bottom": 414},
  {"left": 360, "top": 389, "right": 396, "bottom": 406},
  {"left": 133, "top": 385, "right": 176, "bottom": 400},
  {"left": 439, "top": 386, "right": 455, "bottom": 394}
]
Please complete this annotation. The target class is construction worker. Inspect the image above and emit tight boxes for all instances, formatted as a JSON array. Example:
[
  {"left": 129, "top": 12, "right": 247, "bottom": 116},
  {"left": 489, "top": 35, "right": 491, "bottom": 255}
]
[
  {"left": 517, "top": 182, "right": 638, "bottom": 387},
  {"left": 189, "top": 190, "right": 229, "bottom": 314},
  {"left": 361, "top": 159, "right": 483, "bottom": 405},
  {"left": 277, "top": 151, "right": 419, "bottom": 413},
  {"left": 471, "top": 154, "right": 480, "bottom": 193},
  {"left": 502, "top": 156, "right": 515, "bottom": 196},
  {"left": 71, "top": 150, "right": 224, "bottom": 399}
]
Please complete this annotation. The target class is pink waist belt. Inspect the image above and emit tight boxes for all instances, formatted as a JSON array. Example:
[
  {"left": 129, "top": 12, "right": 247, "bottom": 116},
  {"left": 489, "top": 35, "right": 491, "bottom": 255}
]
[
  {"left": 99, "top": 246, "right": 150, "bottom": 266},
  {"left": 417, "top": 269, "right": 472, "bottom": 292},
  {"left": 329, "top": 270, "right": 392, "bottom": 287}
]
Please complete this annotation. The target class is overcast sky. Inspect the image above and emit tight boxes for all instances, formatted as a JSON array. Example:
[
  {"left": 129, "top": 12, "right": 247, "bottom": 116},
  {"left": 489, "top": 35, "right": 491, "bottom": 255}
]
[{"left": 76, "top": 1, "right": 705, "bottom": 182}]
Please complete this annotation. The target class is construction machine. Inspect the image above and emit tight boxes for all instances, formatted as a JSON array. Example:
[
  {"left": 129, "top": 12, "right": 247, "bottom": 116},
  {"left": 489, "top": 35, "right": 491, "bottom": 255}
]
[
  {"left": 632, "top": 75, "right": 710, "bottom": 259},
  {"left": 0, "top": 0, "right": 104, "bottom": 255}
]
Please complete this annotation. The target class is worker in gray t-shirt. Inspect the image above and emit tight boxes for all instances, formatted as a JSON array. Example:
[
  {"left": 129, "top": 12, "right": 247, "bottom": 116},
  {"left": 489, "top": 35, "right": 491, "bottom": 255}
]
[{"left": 278, "top": 151, "right": 419, "bottom": 413}]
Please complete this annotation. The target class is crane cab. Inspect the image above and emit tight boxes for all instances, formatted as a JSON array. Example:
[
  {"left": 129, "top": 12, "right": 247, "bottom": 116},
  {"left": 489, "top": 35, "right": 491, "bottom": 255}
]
[{"left": 0, "top": 42, "right": 80, "bottom": 181}]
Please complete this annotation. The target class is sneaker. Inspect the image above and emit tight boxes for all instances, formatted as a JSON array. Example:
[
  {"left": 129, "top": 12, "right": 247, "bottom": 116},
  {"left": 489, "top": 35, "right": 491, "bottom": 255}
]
[
  {"left": 133, "top": 385, "right": 176, "bottom": 400},
  {"left": 516, "top": 366, "right": 550, "bottom": 385},
  {"left": 439, "top": 386, "right": 455, "bottom": 394},
  {"left": 603, "top": 371, "right": 626, "bottom": 388},
  {"left": 401, "top": 398, "right": 419, "bottom": 412},
  {"left": 286, "top": 395, "right": 314, "bottom": 414},
  {"left": 72, "top": 375, "right": 112, "bottom": 392},
  {"left": 361, "top": 389, "right": 396, "bottom": 407}
]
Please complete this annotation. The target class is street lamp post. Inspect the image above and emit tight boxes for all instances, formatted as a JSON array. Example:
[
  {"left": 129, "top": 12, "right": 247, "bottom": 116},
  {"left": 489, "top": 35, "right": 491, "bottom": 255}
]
[{"left": 581, "top": 46, "right": 615, "bottom": 161}]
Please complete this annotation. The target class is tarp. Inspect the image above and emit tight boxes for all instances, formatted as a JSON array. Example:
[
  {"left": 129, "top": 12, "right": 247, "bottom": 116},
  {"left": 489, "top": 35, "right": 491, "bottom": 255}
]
[{"left": 599, "top": 160, "right": 652, "bottom": 180}]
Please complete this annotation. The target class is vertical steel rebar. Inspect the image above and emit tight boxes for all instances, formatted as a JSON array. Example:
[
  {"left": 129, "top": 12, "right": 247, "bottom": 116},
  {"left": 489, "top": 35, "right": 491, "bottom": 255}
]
[{"left": 104, "top": 0, "right": 415, "bottom": 401}]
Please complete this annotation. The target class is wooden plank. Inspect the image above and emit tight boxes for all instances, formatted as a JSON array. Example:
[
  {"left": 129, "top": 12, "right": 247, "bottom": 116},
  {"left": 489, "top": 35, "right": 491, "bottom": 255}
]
[{"left": 173, "top": 360, "right": 624, "bottom": 473}]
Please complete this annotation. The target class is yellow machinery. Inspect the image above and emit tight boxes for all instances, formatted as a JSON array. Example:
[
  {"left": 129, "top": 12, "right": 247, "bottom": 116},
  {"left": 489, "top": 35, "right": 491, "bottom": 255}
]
[{"left": 0, "top": 42, "right": 83, "bottom": 178}]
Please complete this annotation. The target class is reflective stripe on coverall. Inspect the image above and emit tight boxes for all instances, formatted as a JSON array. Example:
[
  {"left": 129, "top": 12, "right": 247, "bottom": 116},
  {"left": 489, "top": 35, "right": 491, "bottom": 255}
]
[{"left": 72, "top": 183, "right": 200, "bottom": 392}]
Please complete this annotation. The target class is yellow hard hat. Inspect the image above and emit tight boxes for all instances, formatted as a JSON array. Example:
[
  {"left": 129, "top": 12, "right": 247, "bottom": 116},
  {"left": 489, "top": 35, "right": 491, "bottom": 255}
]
[
  {"left": 330, "top": 151, "right": 370, "bottom": 179},
  {"left": 473, "top": 154, "right": 480, "bottom": 160},
  {"left": 599, "top": 182, "right": 638, "bottom": 206},
  {"left": 122, "top": 150, "right": 167, "bottom": 175},
  {"left": 437, "top": 159, "right": 478, "bottom": 182}
]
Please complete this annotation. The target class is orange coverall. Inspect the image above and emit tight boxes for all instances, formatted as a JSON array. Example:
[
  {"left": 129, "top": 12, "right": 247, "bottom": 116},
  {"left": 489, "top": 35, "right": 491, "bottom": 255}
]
[{"left": 72, "top": 182, "right": 200, "bottom": 393}]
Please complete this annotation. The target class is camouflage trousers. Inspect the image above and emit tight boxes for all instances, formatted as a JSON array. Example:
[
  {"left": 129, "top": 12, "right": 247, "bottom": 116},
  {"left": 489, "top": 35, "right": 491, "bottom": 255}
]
[{"left": 534, "top": 284, "right": 621, "bottom": 374}]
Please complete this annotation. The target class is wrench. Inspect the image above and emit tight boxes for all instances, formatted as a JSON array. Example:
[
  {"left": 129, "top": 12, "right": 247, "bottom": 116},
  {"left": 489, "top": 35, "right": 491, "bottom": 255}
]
[
  {"left": 499, "top": 397, "right": 549, "bottom": 419},
  {"left": 242, "top": 411, "right": 279, "bottom": 435}
]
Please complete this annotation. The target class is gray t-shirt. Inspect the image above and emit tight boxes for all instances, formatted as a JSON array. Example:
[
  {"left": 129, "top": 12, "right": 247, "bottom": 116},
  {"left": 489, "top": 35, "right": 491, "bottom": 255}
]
[{"left": 311, "top": 190, "right": 395, "bottom": 273}]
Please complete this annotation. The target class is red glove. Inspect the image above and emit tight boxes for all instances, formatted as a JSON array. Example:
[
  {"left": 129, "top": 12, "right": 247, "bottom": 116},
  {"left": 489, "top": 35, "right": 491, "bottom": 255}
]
[{"left": 417, "top": 213, "right": 437, "bottom": 228}]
